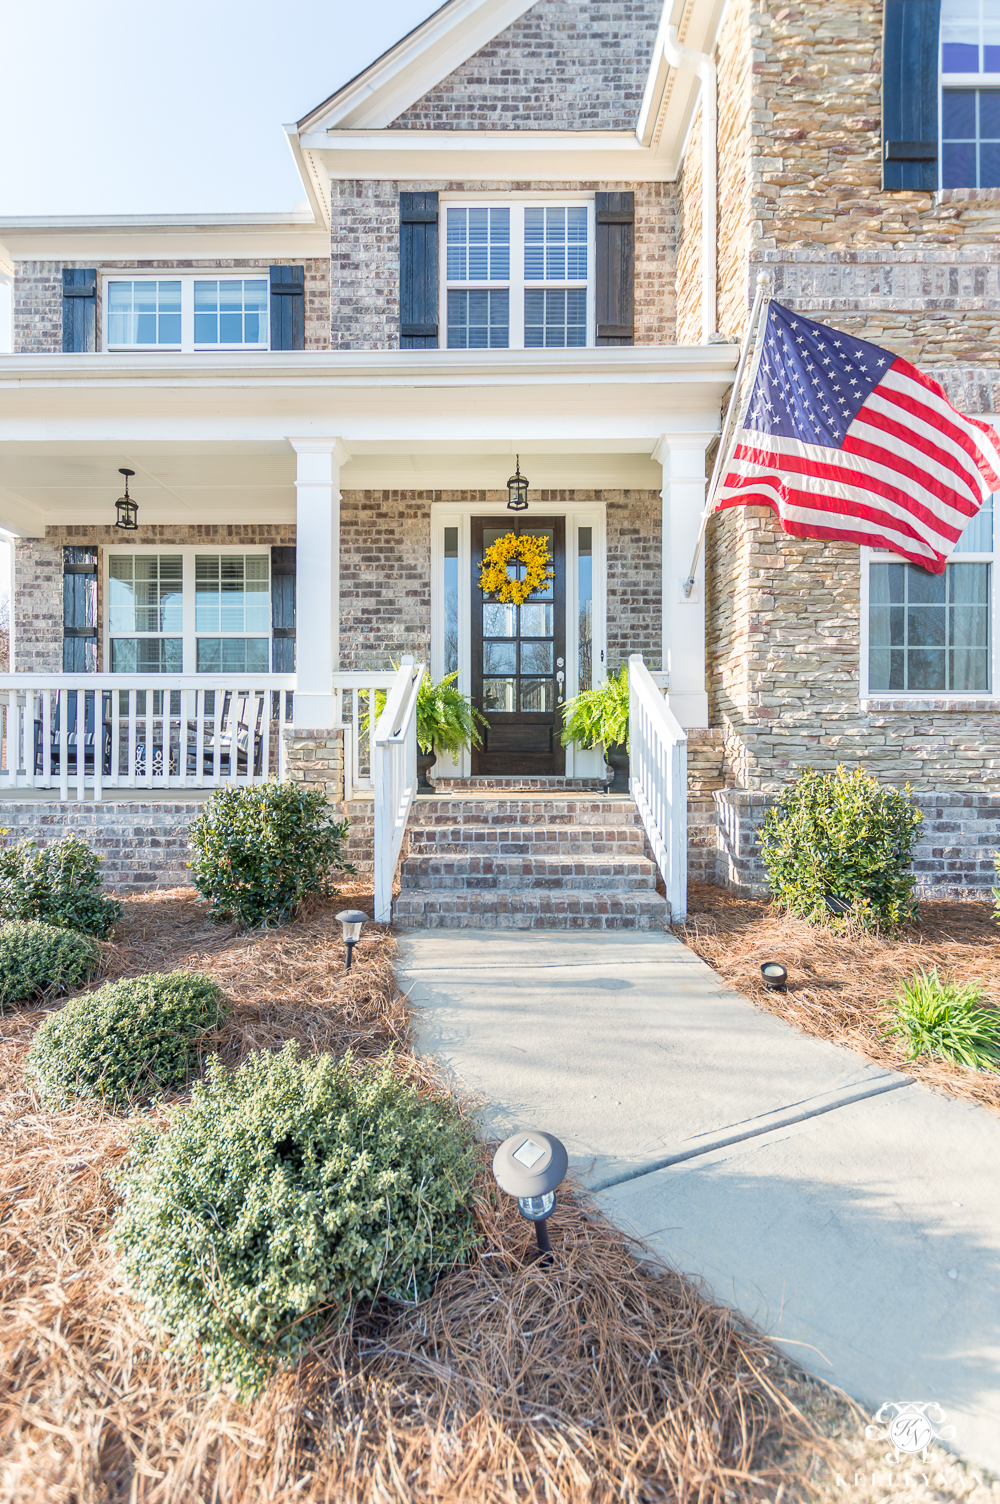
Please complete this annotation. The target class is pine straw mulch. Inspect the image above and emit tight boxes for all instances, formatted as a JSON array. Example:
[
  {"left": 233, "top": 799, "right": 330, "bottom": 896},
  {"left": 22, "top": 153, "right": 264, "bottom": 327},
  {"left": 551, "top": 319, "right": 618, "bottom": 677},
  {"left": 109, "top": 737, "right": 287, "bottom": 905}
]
[
  {"left": 1, "top": 887, "right": 996, "bottom": 1504},
  {"left": 678, "top": 882, "right": 1000, "bottom": 1115}
]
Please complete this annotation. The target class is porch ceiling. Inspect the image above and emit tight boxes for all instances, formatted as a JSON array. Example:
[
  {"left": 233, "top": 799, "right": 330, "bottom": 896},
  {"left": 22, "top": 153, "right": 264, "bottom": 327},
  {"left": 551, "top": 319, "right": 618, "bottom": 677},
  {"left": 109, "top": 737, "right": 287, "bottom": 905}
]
[{"left": 0, "top": 347, "right": 737, "bottom": 534}]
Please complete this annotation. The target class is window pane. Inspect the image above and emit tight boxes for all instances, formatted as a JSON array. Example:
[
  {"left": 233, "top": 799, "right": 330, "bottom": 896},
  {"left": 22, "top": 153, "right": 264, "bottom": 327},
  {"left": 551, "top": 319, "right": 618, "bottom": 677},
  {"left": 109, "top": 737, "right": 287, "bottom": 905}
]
[
  {"left": 483, "top": 678, "right": 515, "bottom": 711},
  {"left": 520, "top": 603, "right": 553, "bottom": 636},
  {"left": 484, "top": 602, "right": 517, "bottom": 637},
  {"left": 111, "top": 637, "right": 182, "bottom": 673},
  {"left": 524, "top": 287, "right": 587, "bottom": 348},
  {"left": 943, "top": 40, "right": 980, "bottom": 68},
  {"left": 524, "top": 205, "right": 588, "bottom": 281},
  {"left": 942, "top": 89, "right": 1000, "bottom": 187},
  {"left": 579, "top": 526, "right": 593, "bottom": 691},
  {"left": 954, "top": 492, "right": 993, "bottom": 552},
  {"left": 943, "top": 88, "right": 977, "bottom": 136},
  {"left": 444, "top": 526, "right": 459, "bottom": 676},
  {"left": 484, "top": 641, "right": 516, "bottom": 675},
  {"left": 197, "top": 638, "right": 270, "bottom": 673},
  {"left": 520, "top": 679, "right": 554, "bottom": 711},
  {"left": 446, "top": 206, "right": 509, "bottom": 281},
  {"left": 447, "top": 289, "right": 509, "bottom": 349},
  {"left": 869, "top": 560, "right": 991, "bottom": 691},
  {"left": 520, "top": 641, "right": 553, "bottom": 674},
  {"left": 106, "top": 281, "right": 182, "bottom": 347},
  {"left": 196, "top": 554, "right": 270, "bottom": 633},
  {"left": 193, "top": 279, "right": 268, "bottom": 346},
  {"left": 109, "top": 554, "right": 182, "bottom": 632}
]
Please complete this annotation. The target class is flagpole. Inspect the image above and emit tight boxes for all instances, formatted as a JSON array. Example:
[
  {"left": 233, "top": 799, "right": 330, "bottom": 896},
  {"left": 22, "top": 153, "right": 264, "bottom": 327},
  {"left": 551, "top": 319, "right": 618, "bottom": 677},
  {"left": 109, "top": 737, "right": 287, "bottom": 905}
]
[{"left": 681, "top": 270, "right": 773, "bottom": 598}]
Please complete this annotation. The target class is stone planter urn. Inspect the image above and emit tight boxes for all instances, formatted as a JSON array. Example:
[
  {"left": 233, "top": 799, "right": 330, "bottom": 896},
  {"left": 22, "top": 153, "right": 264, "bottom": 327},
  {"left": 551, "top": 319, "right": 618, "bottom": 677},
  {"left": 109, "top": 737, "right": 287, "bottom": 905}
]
[
  {"left": 605, "top": 745, "right": 630, "bottom": 794},
  {"left": 416, "top": 743, "right": 436, "bottom": 794}
]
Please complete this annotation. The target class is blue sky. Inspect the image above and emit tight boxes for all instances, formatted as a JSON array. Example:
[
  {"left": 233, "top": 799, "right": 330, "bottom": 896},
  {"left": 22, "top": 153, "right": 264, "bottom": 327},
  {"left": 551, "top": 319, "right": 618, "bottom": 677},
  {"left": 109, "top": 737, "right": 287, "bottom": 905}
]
[{"left": 0, "top": 0, "right": 439, "bottom": 216}]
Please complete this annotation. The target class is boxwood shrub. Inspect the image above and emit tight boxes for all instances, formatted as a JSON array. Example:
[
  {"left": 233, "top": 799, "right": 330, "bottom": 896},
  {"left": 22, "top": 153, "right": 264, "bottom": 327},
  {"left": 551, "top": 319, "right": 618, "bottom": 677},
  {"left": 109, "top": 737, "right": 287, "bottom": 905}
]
[
  {"left": 0, "top": 835, "right": 122, "bottom": 939},
  {"left": 0, "top": 919, "right": 100, "bottom": 1010},
  {"left": 111, "top": 1042, "right": 480, "bottom": 1397},
  {"left": 759, "top": 764, "right": 922, "bottom": 933},
  {"left": 25, "top": 970, "right": 225, "bottom": 1111},
  {"left": 188, "top": 781, "right": 354, "bottom": 929}
]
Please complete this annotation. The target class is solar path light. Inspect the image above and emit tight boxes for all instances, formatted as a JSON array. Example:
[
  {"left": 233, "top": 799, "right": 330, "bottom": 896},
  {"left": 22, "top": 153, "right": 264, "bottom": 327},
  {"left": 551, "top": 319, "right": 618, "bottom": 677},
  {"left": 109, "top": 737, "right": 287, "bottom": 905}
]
[
  {"left": 760, "top": 961, "right": 788, "bottom": 992},
  {"left": 336, "top": 910, "right": 368, "bottom": 971},
  {"left": 492, "top": 1130, "right": 568, "bottom": 1257}
]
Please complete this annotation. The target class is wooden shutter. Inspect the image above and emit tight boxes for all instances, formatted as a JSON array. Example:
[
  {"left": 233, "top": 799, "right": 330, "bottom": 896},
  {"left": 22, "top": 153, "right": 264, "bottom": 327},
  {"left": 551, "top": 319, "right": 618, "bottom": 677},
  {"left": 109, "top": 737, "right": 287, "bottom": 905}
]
[
  {"left": 400, "top": 192, "right": 439, "bottom": 348},
  {"left": 63, "top": 546, "right": 98, "bottom": 671},
  {"left": 271, "top": 546, "right": 296, "bottom": 672},
  {"left": 595, "top": 193, "right": 635, "bottom": 346},
  {"left": 270, "top": 266, "right": 305, "bottom": 350},
  {"left": 62, "top": 269, "right": 96, "bottom": 353},
  {"left": 882, "top": 0, "right": 942, "bottom": 191}
]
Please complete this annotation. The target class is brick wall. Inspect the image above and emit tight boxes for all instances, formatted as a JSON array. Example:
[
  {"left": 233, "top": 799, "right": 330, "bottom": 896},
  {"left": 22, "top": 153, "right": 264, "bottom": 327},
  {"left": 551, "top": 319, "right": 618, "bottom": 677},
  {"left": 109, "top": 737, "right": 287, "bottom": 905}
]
[
  {"left": 12, "top": 524, "right": 295, "bottom": 673},
  {"left": 389, "top": 0, "right": 660, "bottom": 131},
  {"left": 339, "top": 492, "right": 433, "bottom": 670},
  {"left": 605, "top": 491, "right": 661, "bottom": 672},
  {"left": 14, "top": 259, "right": 330, "bottom": 354},
  {"left": 0, "top": 802, "right": 204, "bottom": 891},
  {"left": 329, "top": 179, "right": 676, "bottom": 350}
]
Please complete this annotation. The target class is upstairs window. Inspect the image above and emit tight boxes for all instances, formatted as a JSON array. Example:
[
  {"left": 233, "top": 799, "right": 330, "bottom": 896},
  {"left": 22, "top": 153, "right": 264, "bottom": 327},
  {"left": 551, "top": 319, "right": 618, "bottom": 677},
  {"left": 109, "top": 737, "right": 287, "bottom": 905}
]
[
  {"left": 443, "top": 201, "right": 592, "bottom": 351},
  {"left": 941, "top": 0, "right": 1000, "bottom": 187},
  {"left": 104, "top": 277, "right": 269, "bottom": 352}
]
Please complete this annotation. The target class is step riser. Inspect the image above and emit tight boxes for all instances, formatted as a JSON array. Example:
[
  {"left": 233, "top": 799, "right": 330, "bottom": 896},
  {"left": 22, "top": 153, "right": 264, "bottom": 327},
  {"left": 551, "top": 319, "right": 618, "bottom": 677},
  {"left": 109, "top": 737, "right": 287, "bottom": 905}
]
[
  {"left": 393, "top": 894, "right": 668, "bottom": 930},
  {"left": 394, "top": 913, "right": 666, "bottom": 930},
  {"left": 401, "top": 873, "right": 656, "bottom": 891}
]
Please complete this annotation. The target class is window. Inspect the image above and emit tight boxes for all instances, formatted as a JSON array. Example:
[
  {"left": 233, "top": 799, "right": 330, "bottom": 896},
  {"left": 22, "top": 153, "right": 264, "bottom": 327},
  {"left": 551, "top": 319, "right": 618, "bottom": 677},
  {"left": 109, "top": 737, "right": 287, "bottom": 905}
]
[
  {"left": 866, "top": 495, "right": 994, "bottom": 694},
  {"left": 578, "top": 526, "right": 593, "bottom": 692},
  {"left": 106, "top": 550, "right": 273, "bottom": 673},
  {"left": 443, "top": 201, "right": 592, "bottom": 350},
  {"left": 941, "top": 0, "right": 1000, "bottom": 188},
  {"left": 443, "top": 526, "right": 459, "bottom": 675},
  {"left": 104, "top": 278, "right": 269, "bottom": 352}
]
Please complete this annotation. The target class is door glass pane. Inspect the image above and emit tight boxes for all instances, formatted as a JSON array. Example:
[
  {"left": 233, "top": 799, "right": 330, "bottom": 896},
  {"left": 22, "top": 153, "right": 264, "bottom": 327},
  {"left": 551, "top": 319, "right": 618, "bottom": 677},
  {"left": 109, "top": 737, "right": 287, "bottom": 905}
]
[
  {"left": 483, "top": 678, "right": 516, "bottom": 711},
  {"left": 520, "top": 641, "right": 553, "bottom": 674},
  {"left": 484, "top": 602, "right": 517, "bottom": 636},
  {"left": 578, "top": 526, "right": 593, "bottom": 691},
  {"left": 484, "top": 641, "right": 516, "bottom": 674},
  {"left": 520, "top": 602, "right": 553, "bottom": 636},
  {"left": 444, "top": 527, "right": 459, "bottom": 674},
  {"left": 521, "top": 679, "right": 554, "bottom": 711}
]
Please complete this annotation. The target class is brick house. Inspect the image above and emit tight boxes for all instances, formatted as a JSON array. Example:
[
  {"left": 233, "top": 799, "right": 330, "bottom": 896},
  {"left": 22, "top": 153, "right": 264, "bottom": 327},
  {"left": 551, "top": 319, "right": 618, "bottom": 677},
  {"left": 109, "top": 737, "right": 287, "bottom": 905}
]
[{"left": 0, "top": 0, "right": 996, "bottom": 920}]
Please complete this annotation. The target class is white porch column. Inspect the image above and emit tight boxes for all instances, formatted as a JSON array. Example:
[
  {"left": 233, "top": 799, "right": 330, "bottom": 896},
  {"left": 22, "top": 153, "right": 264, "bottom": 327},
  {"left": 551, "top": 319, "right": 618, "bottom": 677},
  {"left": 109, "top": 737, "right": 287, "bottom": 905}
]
[
  {"left": 290, "top": 437, "right": 350, "bottom": 729},
  {"left": 653, "top": 436, "right": 712, "bottom": 729}
]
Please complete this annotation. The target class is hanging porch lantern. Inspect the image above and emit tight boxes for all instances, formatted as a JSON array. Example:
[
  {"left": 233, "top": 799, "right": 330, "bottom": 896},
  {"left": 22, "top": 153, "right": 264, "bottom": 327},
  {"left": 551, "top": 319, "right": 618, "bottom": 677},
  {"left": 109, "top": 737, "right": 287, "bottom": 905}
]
[
  {"left": 114, "top": 468, "right": 138, "bottom": 531},
  {"left": 506, "top": 455, "right": 529, "bottom": 511}
]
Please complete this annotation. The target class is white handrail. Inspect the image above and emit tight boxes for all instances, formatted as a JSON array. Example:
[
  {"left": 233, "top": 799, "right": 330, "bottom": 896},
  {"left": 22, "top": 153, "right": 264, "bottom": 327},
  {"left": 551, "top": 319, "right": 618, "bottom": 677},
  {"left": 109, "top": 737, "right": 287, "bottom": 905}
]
[
  {"left": 628, "top": 653, "right": 688, "bottom": 922},
  {"left": 372, "top": 656, "right": 425, "bottom": 924}
]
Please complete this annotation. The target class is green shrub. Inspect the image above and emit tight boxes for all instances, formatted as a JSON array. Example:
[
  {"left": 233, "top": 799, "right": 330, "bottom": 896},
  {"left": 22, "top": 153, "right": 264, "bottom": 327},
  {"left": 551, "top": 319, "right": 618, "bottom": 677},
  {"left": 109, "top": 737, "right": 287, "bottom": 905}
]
[
  {"left": 111, "top": 1042, "right": 480, "bottom": 1397},
  {"left": 187, "top": 781, "right": 354, "bottom": 929},
  {"left": 759, "top": 765, "right": 922, "bottom": 932},
  {"left": 0, "top": 835, "right": 122, "bottom": 939},
  {"left": 881, "top": 969, "right": 1000, "bottom": 1070},
  {"left": 560, "top": 664, "right": 630, "bottom": 751},
  {"left": 0, "top": 919, "right": 99, "bottom": 1010},
  {"left": 25, "top": 970, "right": 225, "bottom": 1111}
]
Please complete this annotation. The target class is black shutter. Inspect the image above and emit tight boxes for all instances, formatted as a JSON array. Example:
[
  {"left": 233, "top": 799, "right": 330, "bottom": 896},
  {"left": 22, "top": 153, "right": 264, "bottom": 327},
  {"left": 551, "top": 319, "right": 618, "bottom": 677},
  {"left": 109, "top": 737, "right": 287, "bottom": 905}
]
[
  {"left": 595, "top": 193, "right": 635, "bottom": 346},
  {"left": 270, "top": 265, "right": 305, "bottom": 350},
  {"left": 400, "top": 192, "right": 439, "bottom": 348},
  {"left": 62, "top": 547, "right": 98, "bottom": 671},
  {"left": 882, "top": 0, "right": 942, "bottom": 191},
  {"left": 271, "top": 546, "right": 296, "bottom": 672},
  {"left": 62, "top": 269, "right": 96, "bottom": 353}
]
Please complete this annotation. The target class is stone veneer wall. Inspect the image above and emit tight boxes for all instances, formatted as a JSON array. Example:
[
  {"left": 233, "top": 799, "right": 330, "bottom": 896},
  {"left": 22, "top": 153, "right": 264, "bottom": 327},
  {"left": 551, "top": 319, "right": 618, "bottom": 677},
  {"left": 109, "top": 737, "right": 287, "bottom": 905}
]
[
  {"left": 13, "top": 524, "right": 295, "bottom": 673},
  {"left": 282, "top": 727, "right": 345, "bottom": 801},
  {"left": 329, "top": 180, "right": 676, "bottom": 351},
  {"left": 14, "top": 259, "right": 330, "bottom": 354},
  {"left": 388, "top": 0, "right": 661, "bottom": 131}
]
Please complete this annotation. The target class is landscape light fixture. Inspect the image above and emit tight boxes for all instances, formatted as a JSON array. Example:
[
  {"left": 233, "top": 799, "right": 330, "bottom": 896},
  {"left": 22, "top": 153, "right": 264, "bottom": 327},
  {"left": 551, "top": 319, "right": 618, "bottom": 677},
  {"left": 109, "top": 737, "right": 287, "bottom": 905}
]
[
  {"left": 114, "top": 469, "right": 138, "bottom": 531},
  {"left": 492, "top": 1129, "right": 568, "bottom": 1258},
  {"left": 506, "top": 455, "right": 529, "bottom": 511},
  {"left": 760, "top": 961, "right": 788, "bottom": 992},
  {"left": 336, "top": 909, "right": 368, "bottom": 971},
  {"left": 824, "top": 893, "right": 852, "bottom": 917}
]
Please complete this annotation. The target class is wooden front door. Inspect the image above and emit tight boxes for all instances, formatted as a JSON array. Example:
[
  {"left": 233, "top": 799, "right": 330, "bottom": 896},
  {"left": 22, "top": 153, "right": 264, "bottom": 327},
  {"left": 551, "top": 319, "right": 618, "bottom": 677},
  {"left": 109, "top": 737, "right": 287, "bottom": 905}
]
[{"left": 471, "top": 516, "right": 566, "bottom": 777}]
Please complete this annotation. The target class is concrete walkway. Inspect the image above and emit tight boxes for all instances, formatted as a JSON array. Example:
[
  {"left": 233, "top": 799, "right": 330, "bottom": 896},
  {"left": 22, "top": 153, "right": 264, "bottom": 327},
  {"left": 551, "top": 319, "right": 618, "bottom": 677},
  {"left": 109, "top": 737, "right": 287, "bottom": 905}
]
[{"left": 397, "top": 929, "right": 1000, "bottom": 1473}]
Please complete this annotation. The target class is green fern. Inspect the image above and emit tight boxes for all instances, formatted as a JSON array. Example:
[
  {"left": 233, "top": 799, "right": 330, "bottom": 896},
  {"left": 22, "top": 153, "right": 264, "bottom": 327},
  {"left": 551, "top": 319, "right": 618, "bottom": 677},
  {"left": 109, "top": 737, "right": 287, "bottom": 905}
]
[
  {"left": 881, "top": 968, "right": 1000, "bottom": 1070},
  {"left": 415, "top": 672, "right": 487, "bottom": 755},
  {"left": 560, "top": 665, "right": 630, "bottom": 752}
]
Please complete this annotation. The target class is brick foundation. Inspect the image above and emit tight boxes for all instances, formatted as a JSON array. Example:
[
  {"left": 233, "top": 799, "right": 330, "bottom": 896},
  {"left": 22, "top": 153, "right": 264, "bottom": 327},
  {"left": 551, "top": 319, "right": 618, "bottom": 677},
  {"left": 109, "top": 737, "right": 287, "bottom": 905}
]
[{"left": 0, "top": 802, "right": 205, "bottom": 892}]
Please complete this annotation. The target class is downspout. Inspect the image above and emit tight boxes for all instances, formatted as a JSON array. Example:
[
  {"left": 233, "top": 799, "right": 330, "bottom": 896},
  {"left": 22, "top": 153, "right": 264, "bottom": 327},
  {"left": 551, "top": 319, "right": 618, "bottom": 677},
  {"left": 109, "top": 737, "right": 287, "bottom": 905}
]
[{"left": 662, "top": 24, "right": 717, "bottom": 343}]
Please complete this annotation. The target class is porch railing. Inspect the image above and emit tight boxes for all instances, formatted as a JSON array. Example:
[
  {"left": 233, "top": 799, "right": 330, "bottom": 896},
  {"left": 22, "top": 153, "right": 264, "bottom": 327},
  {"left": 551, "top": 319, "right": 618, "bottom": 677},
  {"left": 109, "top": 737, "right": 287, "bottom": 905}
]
[
  {"left": 332, "top": 673, "right": 396, "bottom": 801},
  {"left": 628, "top": 653, "right": 688, "bottom": 922},
  {"left": 0, "top": 675, "right": 295, "bottom": 800},
  {"left": 372, "top": 656, "right": 425, "bottom": 924}
]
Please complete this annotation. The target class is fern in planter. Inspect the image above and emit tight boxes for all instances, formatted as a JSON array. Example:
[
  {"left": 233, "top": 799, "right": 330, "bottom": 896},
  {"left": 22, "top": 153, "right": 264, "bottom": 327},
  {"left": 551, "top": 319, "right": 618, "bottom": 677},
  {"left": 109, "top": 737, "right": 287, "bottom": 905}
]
[
  {"left": 416, "top": 672, "right": 486, "bottom": 756},
  {"left": 560, "top": 665, "right": 630, "bottom": 751}
]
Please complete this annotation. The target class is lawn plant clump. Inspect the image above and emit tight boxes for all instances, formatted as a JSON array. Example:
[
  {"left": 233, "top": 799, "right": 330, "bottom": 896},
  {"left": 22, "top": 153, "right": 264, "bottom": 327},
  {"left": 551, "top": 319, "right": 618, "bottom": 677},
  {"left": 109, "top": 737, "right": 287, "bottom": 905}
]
[
  {"left": 0, "top": 919, "right": 100, "bottom": 1010},
  {"left": 881, "top": 967, "right": 1000, "bottom": 1070},
  {"left": 26, "top": 970, "right": 225, "bottom": 1110},
  {"left": 759, "top": 764, "right": 922, "bottom": 933},
  {"left": 188, "top": 781, "right": 354, "bottom": 929},
  {"left": 0, "top": 834, "right": 122, "bottom": 938},
  {"left": 111, "top": 1041, "right": 480, "bottom": 1398}
]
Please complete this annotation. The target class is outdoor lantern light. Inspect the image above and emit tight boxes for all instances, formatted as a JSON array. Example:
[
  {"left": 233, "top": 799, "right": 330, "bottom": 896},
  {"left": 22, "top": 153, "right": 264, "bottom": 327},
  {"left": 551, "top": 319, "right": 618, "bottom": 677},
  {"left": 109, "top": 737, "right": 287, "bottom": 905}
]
[
  {"left": 760, "top": 961, "right": 788, "bottom": 992},
  {"left": 492, "top": 1129, "right": 568, "bottom": 1257},
  {"left": 824, "top": 893, "right": 852, "bottom": 917},
  {"left": 114, "top": 468, "right": 138, "bottom": 531},
  {"left": 506, "top": 455, "right": 529, "bottom": 511},
  {"left": 336, "top": 909, "right": 368, "bottom": 970}
]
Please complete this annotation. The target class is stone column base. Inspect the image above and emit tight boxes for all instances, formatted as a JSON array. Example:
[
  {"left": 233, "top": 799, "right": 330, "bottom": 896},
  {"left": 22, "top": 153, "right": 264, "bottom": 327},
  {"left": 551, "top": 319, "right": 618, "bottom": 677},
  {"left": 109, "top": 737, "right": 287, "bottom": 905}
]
[{"left": 281, "top": 726, "right": 346, "bottom": 803}]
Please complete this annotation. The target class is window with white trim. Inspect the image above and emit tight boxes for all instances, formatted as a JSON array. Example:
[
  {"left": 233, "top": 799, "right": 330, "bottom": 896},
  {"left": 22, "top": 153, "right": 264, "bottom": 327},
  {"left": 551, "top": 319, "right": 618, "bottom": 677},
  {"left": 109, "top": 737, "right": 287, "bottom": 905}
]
[
  {"left": 106, "top": 549, "right": 272, "bottom": 673},
  {"left": 443, "top": 201, "right": 592, "bottom": 350},
  {"left": 866, "top": 495, "right": 994, "bottom": 694},
  {"left": 941, "top": 0, "right": 1000, "bottom": 188},
  {"left": 104, "top": 277, "right": 269, "bottom": 352}
]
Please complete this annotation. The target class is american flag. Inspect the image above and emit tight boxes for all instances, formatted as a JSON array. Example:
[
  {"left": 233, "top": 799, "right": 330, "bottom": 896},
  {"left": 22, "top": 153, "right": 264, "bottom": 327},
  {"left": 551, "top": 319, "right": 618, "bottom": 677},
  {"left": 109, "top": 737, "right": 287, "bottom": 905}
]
[{"left": 714, "top": 300, "right": 1000, "bottom": 573}]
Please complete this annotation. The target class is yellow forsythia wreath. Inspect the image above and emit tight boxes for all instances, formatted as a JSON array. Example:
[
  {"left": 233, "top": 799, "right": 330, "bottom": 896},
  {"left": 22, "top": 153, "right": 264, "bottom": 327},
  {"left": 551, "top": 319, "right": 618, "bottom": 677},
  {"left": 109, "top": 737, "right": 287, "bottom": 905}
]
[{"left": 479, "top": 532, "right": 554, "bottom": 606}]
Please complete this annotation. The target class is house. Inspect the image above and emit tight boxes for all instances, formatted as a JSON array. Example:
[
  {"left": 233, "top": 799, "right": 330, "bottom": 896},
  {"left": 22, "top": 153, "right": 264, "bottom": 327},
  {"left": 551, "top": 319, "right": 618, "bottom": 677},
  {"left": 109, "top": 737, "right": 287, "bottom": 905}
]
[{"left": 0, "top": 0, "right": 996, "bottom": 923}]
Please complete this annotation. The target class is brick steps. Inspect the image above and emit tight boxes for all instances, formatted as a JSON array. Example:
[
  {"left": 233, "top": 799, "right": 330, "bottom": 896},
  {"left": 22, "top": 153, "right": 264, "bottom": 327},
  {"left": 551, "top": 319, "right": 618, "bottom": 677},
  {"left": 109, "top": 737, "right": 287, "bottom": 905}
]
[
  {"left": 392, "top": 888, "right": 668, "bottom": 930},
  {"left": 400, "top": 853, "right": 657, "bottom": 891}
]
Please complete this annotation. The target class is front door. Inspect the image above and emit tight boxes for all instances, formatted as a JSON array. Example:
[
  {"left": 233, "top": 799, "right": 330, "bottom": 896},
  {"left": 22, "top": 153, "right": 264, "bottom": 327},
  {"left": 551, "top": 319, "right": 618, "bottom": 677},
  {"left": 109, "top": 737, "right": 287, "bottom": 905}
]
[{"left": 471, "top": 516, "right": 566, "bottom": 777}]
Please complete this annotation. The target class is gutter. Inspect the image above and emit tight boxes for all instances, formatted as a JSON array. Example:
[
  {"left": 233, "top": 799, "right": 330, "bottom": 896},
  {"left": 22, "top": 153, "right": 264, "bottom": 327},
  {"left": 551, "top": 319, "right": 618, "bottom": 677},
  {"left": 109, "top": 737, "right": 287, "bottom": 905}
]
[{"left": 661, "top": 24, "right": 718, "bottom": 344}]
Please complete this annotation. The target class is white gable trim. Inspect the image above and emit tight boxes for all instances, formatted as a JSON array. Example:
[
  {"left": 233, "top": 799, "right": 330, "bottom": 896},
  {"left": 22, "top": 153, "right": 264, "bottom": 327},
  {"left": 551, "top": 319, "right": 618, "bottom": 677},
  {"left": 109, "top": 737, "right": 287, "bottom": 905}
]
[{"left": 298, "top": 0, "right": 540, "bottom": 133}]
